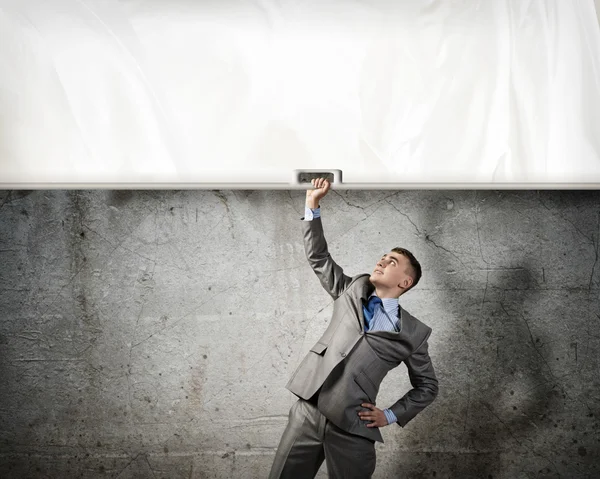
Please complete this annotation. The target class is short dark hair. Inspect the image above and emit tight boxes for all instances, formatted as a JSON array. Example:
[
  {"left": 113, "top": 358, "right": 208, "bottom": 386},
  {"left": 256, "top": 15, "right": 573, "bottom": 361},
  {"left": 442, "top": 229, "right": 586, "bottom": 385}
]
[{"left": 391, "top": 247, "right": 422, "bottom": 293}]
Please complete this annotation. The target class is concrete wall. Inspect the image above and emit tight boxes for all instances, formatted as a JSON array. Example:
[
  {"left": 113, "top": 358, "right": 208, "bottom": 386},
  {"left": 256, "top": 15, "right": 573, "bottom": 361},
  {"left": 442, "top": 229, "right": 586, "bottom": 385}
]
[{"left": 0, "top": 189, "right": 598, "bottom": 478}]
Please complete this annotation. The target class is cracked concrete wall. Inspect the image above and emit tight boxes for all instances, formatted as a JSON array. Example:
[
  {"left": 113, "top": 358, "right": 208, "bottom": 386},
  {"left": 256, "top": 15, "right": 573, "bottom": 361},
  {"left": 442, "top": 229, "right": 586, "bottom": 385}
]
[{"left": 0, "top": 189, "right": 599, "bottom": 479}]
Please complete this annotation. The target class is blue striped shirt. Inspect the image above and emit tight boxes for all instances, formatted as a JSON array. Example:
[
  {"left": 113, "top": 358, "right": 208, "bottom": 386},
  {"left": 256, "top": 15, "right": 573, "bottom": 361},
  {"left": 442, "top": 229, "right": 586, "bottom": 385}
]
[{"left": 304, "top": 206, "right": 399, "bottom": 426}]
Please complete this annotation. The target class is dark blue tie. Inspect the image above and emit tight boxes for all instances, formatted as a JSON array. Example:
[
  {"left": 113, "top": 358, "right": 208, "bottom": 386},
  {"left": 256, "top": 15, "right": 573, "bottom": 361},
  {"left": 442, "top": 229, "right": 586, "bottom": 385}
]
[{"left": 363, "top": 296, "right": 382, "bottom": 331}]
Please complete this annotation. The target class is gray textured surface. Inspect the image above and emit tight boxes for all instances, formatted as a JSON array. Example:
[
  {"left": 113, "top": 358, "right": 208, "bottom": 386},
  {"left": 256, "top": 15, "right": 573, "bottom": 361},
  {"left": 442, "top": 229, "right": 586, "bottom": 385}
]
[{"left": 0, "top": 189, "right": 599, "bottom": 479}]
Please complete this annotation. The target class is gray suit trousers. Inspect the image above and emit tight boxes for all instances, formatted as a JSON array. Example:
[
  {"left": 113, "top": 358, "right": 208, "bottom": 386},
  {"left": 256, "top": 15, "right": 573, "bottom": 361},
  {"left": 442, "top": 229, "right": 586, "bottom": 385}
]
[{"left": 269, "top": 399, "right": 376, "bottom": 479}]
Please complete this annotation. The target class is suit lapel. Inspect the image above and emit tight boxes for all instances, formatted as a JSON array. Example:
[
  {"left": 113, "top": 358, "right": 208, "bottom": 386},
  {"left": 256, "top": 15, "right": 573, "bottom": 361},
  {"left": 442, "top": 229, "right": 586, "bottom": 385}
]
[{"left": 356, "top": 279, "right": 375, "bottom": 331}]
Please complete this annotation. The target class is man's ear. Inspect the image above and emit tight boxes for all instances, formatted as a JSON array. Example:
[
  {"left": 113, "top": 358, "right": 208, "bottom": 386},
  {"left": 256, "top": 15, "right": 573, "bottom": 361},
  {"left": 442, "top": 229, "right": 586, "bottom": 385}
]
[{"left": 399, "top": 277, "right": 413, "bottom": 289}]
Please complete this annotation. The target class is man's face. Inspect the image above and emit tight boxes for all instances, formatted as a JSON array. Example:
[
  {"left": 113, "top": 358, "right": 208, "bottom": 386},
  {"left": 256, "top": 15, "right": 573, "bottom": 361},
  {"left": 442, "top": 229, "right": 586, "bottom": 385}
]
[{"left": 369, "top": 251, "right": 413, "bottom": 294}]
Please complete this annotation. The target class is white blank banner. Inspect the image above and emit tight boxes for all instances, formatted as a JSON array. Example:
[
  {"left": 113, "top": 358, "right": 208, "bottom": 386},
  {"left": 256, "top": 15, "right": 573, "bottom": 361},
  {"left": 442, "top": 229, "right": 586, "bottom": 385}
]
[{"left": 1, "top": 0, "right": 599, "bottom": 186}]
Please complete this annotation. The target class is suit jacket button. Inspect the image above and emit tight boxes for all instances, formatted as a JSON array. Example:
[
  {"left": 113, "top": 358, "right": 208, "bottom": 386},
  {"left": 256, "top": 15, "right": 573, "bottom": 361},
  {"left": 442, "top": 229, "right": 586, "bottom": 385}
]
[{"left": 341, "top": 352, "right": 346, "bottom": 357}]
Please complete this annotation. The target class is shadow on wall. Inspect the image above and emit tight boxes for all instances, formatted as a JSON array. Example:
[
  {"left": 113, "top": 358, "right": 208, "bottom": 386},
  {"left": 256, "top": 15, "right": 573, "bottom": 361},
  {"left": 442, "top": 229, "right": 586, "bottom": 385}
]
[
  {"left": 463, "top": 259, "right": 564, "bottom": 478},
  {"left": 390, "top": 191, "right": 562, "bottom": 478},
  {"left": 0, "top": 190, "right": 34, "bottom": 207},
  {"left": 107, "top": 190, "right": 137, "bottom": 205}
]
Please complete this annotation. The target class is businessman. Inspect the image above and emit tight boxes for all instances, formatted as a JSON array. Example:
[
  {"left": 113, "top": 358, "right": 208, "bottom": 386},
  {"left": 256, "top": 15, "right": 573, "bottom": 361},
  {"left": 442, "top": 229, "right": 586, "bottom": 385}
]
[{"left": 269, "top": 178, "right": 438, "bottom": 478}]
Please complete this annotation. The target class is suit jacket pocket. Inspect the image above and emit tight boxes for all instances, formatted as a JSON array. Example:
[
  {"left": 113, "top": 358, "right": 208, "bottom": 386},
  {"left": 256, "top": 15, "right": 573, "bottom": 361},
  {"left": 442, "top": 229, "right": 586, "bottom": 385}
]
[
  {"left": 354, "top": 370, "right": 378, "bottom": 403},
  {"left": 310, "top": 341, "right": 328, "bottom": 356}
]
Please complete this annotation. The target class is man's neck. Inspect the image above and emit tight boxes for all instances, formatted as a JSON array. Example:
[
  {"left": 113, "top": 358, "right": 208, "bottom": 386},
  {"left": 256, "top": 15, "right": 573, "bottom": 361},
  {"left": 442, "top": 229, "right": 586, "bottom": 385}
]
[{"left": 374, "top": 287, "right": 401, "bottom": 299}]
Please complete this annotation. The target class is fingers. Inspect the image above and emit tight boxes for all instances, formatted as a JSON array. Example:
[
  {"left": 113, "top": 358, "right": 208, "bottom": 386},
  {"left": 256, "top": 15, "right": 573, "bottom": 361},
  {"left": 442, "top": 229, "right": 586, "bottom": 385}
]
[
  {"left": 311, "top": 177, "right": 330, "bottom": 190},
  {"left": 358, "top": 403, "right": 384, "bottom": 427},
  {"left": 358, "top": 413, "right": 376, "bottom": 420},
  {"left": 358, "top": 413, "right": 384, "bottom": 428}
]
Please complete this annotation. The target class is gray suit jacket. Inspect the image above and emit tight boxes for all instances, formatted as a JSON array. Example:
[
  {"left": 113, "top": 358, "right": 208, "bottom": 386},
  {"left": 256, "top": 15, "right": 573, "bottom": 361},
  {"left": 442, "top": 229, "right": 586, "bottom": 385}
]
[{"left": 286, "top": 216, "right": 438, "bottom": 443}]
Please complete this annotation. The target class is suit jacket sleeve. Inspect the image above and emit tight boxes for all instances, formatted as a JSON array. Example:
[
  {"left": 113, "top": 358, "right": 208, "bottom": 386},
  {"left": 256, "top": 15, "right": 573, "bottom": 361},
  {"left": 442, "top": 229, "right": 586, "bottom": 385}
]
[
  {"left": 301, "top": 216, "right": 353, "bottom": 300},
  {"left": 389, "top": 330, "right": 439, "bottom": 427}
]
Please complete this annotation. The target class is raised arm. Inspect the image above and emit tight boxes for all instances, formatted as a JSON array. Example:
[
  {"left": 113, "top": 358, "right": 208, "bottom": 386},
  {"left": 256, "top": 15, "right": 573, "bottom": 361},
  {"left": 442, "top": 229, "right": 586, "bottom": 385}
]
[{"left": 302, "top": 178, "right": 353, "bottom": 300}]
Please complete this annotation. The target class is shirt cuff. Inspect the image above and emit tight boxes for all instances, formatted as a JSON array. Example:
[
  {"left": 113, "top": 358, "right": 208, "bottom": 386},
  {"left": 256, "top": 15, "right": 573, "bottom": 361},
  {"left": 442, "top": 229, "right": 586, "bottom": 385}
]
[
  {"left": 303, "top": 206, "right": 321, "bottom": 221},
  {"left": 383, "top": 408, "right": 397, "bottom": 425}
]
